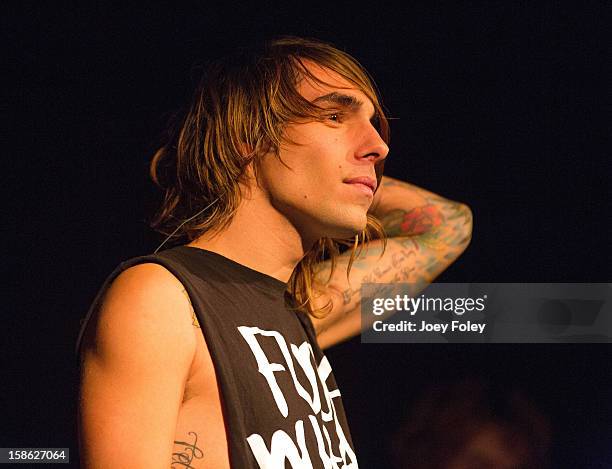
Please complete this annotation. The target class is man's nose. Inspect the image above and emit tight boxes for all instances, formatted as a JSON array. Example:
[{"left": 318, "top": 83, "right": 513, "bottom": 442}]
[{"left": 357, "top": 124, "right": 389, "bottom": 162}]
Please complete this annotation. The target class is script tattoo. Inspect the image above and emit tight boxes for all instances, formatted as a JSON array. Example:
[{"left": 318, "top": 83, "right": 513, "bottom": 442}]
[{"left": 171, "top": 431, "right": 204, "bottom": 468}]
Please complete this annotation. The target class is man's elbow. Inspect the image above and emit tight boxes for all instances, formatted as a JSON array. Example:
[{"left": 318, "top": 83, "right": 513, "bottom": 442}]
[
  {"left": 457, "top": 203, "right": 473, "bottom": 249},
  {"left": 440, "top": 202, "right": 473, "bottom": 259}
]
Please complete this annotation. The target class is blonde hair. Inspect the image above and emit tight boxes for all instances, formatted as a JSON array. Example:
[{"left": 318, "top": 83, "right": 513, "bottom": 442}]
[{"left": 149, "top": 36, "right": 389, "bottom": 318}]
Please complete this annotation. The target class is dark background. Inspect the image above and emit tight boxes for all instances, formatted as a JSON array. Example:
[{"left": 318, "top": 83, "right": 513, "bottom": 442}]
[{"left": 5, "top": 2, "right": 611, "bottom": 467}]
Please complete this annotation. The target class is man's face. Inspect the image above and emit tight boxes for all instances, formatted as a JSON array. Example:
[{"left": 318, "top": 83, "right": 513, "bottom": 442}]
[{"left": 256, "top": 62, "right": 389, "bottom": 246}]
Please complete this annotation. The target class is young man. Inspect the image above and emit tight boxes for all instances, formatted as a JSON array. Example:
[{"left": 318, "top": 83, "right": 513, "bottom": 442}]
[{"left": 76, "top": 37, "right": 472, "bottom": 468}]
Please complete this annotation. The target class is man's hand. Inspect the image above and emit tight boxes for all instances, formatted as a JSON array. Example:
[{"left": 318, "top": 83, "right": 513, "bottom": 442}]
[{"left": 310, "top": 175, "right": 473, "bottom": 349}]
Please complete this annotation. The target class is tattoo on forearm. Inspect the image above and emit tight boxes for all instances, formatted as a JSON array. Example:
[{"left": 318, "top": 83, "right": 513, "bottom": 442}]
[
  {"left": 332, "top": 246, "right": 417, "bottom": 308},
  {"left": 381, "top": 205, "right": 442, "bottom": 237},
  {"left": 382, "top": 199, "right": 472, "bottom": 248},
  {"left": 171, "top": 431, "right": 204, "bottom": 468},
  {"left": 341, "top": 286, "right": 357, "bottom": 305},
  {"left": 313, "top": 178, "right": 472, "bottom": 322},
  {"left": 181, "top": 288, "right": 200, "bottom": 328}
]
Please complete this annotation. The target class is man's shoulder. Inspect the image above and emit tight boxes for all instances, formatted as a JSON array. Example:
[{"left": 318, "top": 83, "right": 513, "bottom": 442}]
[
  {"left": 113, "top": 261, "right": 184, "bottom": 289},
  {"left": 104, "top": 262, "right": 191, "bottom": 317},
  {"left": 79, "top": 262, "right": 199, "bottom": 371}
]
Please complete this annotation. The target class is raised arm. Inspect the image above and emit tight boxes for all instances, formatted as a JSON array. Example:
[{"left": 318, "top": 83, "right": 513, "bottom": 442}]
[
  {"left": 310, "top": 175, "right": 473, "bottom": 349},
  {"left": 78, "top": 264, "right": 198, "bottom": 468}
]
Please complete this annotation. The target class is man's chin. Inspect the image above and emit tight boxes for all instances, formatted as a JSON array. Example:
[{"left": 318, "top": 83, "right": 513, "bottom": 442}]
[
  {"left": 296, "top": 210, "right": 368, "bottom": 245},
  {"left": 323, "top": 220, "right": 367, "bottom": 241}
]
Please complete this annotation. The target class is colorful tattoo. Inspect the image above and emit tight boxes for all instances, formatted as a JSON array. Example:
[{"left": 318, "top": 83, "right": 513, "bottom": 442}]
[{"left": 313, "top": 175, "right": 472, "bottom": 322}]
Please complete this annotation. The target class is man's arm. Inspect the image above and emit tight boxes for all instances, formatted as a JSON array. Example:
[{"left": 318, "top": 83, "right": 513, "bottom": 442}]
[
  {"left": 78, "top": 264, "right": 197, "bottom": 468},
  {"left": 310, "top": 175, "right": 473, "bottom": 349}
]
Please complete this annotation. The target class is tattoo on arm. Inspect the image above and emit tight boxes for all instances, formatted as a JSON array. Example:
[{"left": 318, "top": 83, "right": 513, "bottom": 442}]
[
  {"left": 181, "top": 288, "right": 200, "bottom": 328},
  {"left": 380, "top": 198, "right": 472, "bottom": 247},
  {"left": 372, "top": 177, "right": 472, "bottom": 245},
  {"left": 312, "top": 178, "right": 472, "bottom": 330},
  {"left": 334, "top": 195, "right": 471, "bottom": 301},
  {"left": 171, "top": 431, "right": 204, "bottom": 468}
]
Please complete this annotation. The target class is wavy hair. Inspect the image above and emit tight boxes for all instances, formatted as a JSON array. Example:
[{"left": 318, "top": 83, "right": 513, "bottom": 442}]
[{"left": 149, "top": 36, "right": 389, "bottom": 318}]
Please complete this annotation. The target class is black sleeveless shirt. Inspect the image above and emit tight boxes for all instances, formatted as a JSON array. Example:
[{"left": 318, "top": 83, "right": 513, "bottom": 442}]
[{"left": 76, "top": 245, "right": 359, "bottom": 468}]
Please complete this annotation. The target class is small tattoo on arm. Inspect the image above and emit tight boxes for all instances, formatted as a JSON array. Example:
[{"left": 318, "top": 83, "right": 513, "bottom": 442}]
[
  {"left": 191, "top": 309, "right": 200, "bottom": 328},
  {"left": 181, "top": 288, "right": 200, "bottom": 328},
  {"left": 171, "top": 431, "right": 204, "bottom": 468}
]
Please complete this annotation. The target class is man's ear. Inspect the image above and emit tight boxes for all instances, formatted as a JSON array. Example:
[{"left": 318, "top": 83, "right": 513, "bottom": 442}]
[
  {"left": 237, "top": 139, "right": 275, "bottom": 187},
  {"left": 237, "top": 159, "right": 257, "bottom": 200},
  {"left": 237, "top": 144, "right": 264, "bottom": 198},
  {"left": 238, "top": 142, "right": 256, "bottom": 159},
  {"left": 238, "top": 139, "right": 275, "bottom": 160}
]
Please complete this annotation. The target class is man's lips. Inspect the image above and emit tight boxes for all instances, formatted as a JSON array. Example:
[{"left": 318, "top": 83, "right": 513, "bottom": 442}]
[{"left": 343, "top": 176, "right": 377, "bottom": 194}]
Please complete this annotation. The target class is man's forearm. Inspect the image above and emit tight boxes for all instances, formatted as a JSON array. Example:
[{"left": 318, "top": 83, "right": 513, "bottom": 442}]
[
  {"left": 310, "top": 176, "right": 472, "bottom": 347},
  {"left": 369, "top": 175, "right": 473, "bottom": 247}
]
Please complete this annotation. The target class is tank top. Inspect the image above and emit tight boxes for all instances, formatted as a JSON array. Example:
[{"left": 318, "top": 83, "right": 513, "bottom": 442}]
[{"left": 75, "top": 245, "right": 359, "bottom": 468}]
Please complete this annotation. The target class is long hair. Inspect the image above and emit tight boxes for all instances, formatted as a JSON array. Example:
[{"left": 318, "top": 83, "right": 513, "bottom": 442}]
[{"left": 149, "top": 36, "right": 389, "bottom": 318}]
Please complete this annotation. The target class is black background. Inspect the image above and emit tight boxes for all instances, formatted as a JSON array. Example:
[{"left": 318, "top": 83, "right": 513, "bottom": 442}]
[{"left": 4, "top": 2, "right": 611, "bottom": 468}]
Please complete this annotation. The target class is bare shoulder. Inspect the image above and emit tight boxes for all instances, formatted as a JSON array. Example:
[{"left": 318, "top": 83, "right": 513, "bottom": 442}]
[
  {"left": 78, "top": 263, "right": 206, "bottom": 467},
  {"left": 81, "top": 262, "right": 198, "bottom": 369}
]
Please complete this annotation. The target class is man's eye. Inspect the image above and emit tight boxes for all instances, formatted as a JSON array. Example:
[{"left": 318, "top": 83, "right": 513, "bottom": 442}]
[{"left": 328, "top": 113, "right": 342, "bottom": 122}]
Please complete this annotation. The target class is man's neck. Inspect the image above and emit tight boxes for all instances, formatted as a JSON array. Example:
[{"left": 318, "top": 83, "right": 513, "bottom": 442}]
[{"left": 187, "top": 188, "right": 310, "bottom": 284}]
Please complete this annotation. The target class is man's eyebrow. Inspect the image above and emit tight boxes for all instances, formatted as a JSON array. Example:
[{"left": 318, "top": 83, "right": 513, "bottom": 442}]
[{"left": 311, "top": 92, "right": 376, "bottom": 119}]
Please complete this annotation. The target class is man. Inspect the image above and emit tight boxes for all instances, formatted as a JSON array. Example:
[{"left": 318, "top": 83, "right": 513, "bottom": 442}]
[{"left": 76, "top": 37, "right": 472, "bottom": 468}]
